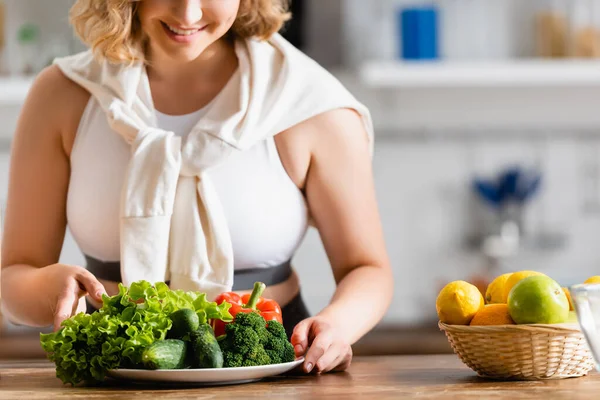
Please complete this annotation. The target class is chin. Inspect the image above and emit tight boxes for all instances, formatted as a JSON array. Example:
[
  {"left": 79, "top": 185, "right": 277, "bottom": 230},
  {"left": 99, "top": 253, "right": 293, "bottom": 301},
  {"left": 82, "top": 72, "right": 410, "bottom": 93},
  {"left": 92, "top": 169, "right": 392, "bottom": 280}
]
[
  {"left": 152, "top": 36, "right": 211, "bottom": 62},
  {"left": 155, "top": 30, "right": 227, "bottom": 63},
  {"left": 170, "top": 46, "right": 211, "bottom": 62}
]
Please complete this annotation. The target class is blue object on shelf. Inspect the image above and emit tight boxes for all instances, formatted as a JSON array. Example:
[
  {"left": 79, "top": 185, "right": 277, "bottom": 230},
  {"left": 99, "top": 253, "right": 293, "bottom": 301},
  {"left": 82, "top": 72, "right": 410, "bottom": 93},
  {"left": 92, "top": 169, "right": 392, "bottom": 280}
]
[
  {"left": 399, "top": 6, "right": 439, "bottom": 60},
  {"left": 514, "top": 169, "right": 542, "bottom": 203},
  {"left": 473, "top": 179, "right": 503, "bottom": 209},
  {"left": 498, "top": 167, "right": 520, "bottom": 200},
  {"left": 472, "top": 167, "right": 543, "bottom": 209}
]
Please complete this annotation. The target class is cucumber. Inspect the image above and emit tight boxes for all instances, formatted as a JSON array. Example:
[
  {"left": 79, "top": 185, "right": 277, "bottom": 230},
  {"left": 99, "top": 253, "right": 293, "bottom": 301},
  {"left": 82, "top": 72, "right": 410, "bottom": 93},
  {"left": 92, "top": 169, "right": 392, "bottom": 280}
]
[
  {"left": 168, "top": 308, "right": 200, "bottom": 340},
  {"left": 141, "top": 339, "right": 187, "bottom": 370},
  {"left": 190, "top": 324, "right": 224, "bottom": 369}
]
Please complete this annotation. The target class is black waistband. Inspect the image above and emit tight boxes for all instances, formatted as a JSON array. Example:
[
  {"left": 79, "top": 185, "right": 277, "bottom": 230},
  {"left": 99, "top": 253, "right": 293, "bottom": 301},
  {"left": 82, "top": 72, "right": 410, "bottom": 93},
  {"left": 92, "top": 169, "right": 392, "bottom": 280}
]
[{"left": 84, "top": 255, "right": 293, "bottom": 291}]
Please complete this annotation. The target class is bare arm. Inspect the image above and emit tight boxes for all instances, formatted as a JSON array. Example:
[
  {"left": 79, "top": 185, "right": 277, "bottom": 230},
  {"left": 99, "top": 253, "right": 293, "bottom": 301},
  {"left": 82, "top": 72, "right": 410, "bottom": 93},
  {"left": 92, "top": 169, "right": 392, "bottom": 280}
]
[
  {"left": 287, "top": 109, "right": 393, "bottom": 372},
  {"left": 1, "top": 65, "right": 104, "bottom": 328}
]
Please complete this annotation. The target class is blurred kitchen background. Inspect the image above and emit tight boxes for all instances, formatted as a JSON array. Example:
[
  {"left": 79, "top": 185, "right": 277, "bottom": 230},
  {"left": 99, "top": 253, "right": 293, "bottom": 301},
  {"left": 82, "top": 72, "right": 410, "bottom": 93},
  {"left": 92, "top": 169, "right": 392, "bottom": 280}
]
[{"left": 4, "top": 0, "right": 600, "bottom": 357}]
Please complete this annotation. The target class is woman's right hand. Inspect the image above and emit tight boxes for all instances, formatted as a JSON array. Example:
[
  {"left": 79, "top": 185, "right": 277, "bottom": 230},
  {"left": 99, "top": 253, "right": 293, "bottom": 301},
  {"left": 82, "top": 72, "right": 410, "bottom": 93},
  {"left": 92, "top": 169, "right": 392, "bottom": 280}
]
[{"left": 39, "top": 263, "right": 107, "bottom": 331}]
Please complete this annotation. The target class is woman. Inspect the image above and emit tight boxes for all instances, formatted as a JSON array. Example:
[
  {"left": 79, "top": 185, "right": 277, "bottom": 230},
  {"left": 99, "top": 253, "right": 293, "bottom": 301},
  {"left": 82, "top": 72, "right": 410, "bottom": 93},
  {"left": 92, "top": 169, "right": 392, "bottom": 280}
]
[{"left": 0, "top": 0, "right": 393, "bottom": 374}]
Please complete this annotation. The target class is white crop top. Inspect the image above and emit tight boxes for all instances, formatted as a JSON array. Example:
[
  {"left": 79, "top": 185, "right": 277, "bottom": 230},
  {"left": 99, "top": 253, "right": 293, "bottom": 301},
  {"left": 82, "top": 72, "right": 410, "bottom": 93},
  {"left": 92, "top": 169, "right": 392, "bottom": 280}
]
[{"left": 67, "top": 97, "right": 310, "bottom": 270}]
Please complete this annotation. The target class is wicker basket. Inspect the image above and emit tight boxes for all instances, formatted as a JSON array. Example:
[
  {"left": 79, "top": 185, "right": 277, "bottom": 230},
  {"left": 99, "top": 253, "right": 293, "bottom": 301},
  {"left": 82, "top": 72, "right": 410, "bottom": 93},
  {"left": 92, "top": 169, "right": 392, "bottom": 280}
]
[{"left": 439, "top": 322, "right": 596, "bottom": 380}]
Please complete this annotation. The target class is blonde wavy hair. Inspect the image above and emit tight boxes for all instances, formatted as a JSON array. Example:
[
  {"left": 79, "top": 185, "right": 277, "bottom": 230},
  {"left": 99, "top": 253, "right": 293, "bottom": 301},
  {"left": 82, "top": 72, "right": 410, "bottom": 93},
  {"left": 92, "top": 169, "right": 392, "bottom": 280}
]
[{"left": 70, "top": 0, "right": 291, "bottom": 64}]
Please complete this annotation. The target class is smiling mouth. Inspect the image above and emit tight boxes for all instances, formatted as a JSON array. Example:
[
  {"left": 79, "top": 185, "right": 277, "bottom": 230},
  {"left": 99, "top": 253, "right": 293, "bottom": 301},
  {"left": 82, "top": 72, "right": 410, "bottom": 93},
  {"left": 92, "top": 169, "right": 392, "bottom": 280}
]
[{"left": 161, "top": 21, "right": 205, "bottom": 36}]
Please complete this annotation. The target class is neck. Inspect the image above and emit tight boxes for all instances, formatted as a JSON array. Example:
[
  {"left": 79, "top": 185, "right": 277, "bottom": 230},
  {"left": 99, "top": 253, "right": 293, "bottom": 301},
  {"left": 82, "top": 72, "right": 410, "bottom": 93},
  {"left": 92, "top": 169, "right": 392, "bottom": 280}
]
[{"left": 146, "top": 38, "right": 237, "bottom": 85}]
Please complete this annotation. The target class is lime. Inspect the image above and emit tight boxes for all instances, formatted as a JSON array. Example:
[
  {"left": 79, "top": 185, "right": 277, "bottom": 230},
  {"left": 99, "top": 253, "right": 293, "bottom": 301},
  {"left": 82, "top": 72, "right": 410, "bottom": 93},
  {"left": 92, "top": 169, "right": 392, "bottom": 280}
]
[{"left": 507, "top": 275, "right": 569, "bottom": 324}]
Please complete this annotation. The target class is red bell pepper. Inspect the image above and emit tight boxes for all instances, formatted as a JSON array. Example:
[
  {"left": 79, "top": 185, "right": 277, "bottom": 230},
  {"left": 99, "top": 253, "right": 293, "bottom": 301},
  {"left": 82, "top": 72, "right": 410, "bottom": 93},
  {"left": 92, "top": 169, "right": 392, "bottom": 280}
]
[{"left": 212, "top": 282, "right": 283, "bottom": 337}]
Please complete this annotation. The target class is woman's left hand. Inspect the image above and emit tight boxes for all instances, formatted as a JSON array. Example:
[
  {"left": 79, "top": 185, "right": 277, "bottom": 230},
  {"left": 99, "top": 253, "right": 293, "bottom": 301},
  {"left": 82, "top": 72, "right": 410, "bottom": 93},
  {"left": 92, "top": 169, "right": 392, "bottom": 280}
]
[{"left": 291, "top": 316, "right": 353, "bottom": 374}]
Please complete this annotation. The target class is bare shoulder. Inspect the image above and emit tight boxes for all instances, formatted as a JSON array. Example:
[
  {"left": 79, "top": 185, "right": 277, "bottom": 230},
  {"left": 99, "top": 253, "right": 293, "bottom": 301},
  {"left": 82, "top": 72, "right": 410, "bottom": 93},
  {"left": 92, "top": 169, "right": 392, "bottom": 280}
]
[
  {"left": 19, "top": 65, "right": 90, "bottom": 154},
  {"left": 26, "top": 65, "right": 90, "bottom": 116},
  {"left": 306, "top": 108, "right": 370, "bottom": 152},
  {"left": 275, "top": 108, "right": 371, "bottom": 188}
]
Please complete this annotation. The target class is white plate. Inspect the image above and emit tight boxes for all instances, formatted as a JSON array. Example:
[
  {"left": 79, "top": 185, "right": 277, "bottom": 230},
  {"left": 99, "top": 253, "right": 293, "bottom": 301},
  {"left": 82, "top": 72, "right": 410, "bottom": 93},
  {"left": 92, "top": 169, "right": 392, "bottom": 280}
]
[{"left": 106, "top": 358, "right": 304, "bottom": 385}]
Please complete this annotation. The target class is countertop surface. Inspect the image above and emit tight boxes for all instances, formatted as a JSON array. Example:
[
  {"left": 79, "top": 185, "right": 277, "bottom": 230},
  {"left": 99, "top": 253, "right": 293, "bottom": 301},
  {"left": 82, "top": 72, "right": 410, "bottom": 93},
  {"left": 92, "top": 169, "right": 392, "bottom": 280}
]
[{"left": 1, "top": 355, "right": 599, "bottom": 399}]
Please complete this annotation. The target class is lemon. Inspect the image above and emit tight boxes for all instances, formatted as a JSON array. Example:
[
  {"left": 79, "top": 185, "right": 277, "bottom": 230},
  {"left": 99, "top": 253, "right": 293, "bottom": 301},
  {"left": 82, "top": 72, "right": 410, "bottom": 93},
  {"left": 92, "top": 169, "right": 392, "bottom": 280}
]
[
  {"left": 504, "top": 270, "right": 546, "bottom": 301},
  {"left": 563, "top": 287, "right": 574, "bottom": 311},
  {"left": 485, "top": 273, "right": 513, "bottom": 304},
  {"left": 436, "top": 281, "right": 485, "bottom": 325},
  {"left": 584, "top": 276, "right": 600, "bottom": 285}
]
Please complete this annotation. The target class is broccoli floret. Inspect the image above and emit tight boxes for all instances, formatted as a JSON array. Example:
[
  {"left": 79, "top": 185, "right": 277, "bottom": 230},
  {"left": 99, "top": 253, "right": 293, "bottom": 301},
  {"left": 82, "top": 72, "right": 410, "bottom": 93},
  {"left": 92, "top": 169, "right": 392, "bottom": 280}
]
[
  {"left": 282, "top": 342, "right": 296, "bottom": 363},
  {"left": 265, "top": 349, "right": 283, "bottom": 364},
  {"left": 234, "top": 312, "right": 268, "bottom": 335},
  {"left": 223, "top": 352, "right": 244, "bottom": 368},
  {"left": 242, "top": 347, "right": 271, "bottom": 367},
  {"left": 220, "top": 312, "right": 270, "bottom": 368},
  {"left": 263, "top": 320, "right": 296, "bottom": 364},
  {"left": 266, "top": 320, "right": 287, "bottom": 339},
  {"left": 229, "top": 325, "right": 260, "bottom": 355},
  {"left": 219, "top": 310, "right": 296, "bottom": 367}
]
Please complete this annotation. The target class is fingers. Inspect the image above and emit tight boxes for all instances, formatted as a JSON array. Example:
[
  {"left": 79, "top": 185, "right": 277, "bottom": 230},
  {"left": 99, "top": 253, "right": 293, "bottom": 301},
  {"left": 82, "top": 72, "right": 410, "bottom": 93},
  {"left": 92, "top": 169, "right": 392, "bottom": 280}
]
[
  {"left": 331, "top": 347, "right": 353, "bottom": 373},
  {"left": 76, "top": 296, "right": 88, "bottom": 315},
  {"left": 315, "top": 343, "right": 343, "bottom": 373},
  {"left": 53, "top": 286, "right": 78, "bottom": 331},
  {"left": 313, "top": 342, "right": 352, "bottom": 374},
  {"left": 291, "top": 318, "right": 351, "bottom": 374},
  {"left": 75, "top": 269, "right": 107, "bottom": 302},
  {"left": 290, "top": 319, "right": 312, "bottom": 357},
  {"left": 303, "top": 330, "right": 333, "bottom": 373}
]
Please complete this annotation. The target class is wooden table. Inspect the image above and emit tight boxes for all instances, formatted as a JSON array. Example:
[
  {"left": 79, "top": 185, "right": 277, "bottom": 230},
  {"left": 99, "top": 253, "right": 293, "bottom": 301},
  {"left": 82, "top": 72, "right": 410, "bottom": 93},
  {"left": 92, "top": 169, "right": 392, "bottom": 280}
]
[{"left": 1, "top": 355, "right": 599, "bottom": 399}]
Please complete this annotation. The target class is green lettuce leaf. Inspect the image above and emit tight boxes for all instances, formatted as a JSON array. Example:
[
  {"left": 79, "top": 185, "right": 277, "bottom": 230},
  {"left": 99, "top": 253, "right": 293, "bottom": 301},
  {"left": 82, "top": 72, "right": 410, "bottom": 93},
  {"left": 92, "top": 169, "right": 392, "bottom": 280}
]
[{"left": 40, "top": 280, "right": 232, "bottom": 385}]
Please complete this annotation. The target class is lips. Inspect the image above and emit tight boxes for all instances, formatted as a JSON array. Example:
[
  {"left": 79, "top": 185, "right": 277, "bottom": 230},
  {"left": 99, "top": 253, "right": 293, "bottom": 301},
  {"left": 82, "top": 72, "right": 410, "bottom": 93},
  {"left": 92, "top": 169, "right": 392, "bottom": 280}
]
[
  {"left": 160, "top": 21, "right": 207, "bottom": 44},
  {"left": 162, "top": 21, "right": 203, "bottom": 36}
]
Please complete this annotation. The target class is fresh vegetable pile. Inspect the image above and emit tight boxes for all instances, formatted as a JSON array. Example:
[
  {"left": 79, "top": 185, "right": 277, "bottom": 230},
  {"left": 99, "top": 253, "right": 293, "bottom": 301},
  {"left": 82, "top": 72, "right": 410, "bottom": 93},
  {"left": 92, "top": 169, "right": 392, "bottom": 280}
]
[
  {"left": 40, "top": 280, "right": 296, "bottom": 386},
  {"left": 215, "top": 283, "right": 295, "bottom": 368}
]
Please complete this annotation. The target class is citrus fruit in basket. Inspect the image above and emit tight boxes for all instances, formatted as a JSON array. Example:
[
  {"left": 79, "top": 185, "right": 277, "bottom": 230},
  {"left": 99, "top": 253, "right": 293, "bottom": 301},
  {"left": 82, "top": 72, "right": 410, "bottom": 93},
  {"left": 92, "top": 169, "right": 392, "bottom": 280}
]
[
  {"left": 485, "top": 273, "right": 512, "bottom": 304},
  {"left": 436, "top": 281, "right": 484, "bottom": 325},
  {"left": 507, "top": 275, "right": 569, "bottom": 324},
  {"left": 562, "top": 287, "right": 574, "bottom": 311},
  {"left": 503, "top": 270, "right": 546, "bottom": 302},
  {"left": 470, "top": 304, "right": 515, "bottom": 326},
  {"left": 584, "top": 276, "right": 600, "bottom": 284}
]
